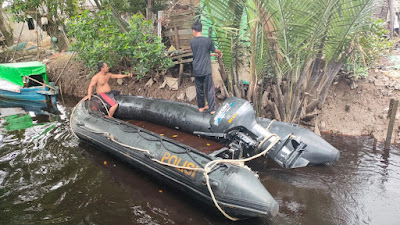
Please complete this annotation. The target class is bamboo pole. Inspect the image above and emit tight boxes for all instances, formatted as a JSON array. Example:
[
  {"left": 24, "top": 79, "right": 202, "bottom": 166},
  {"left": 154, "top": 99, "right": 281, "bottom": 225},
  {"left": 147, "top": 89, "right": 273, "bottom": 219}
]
[
  {"left": 25, "top": 76, "right": 57, "bottom": 90},
  {"left": 55, "top": 52, "right": 76, "bottom": 83}
]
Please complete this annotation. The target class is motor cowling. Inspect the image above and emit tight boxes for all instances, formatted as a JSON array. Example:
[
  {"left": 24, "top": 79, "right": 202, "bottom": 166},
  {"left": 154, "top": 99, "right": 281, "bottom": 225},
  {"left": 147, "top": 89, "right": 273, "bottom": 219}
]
[
  {"left": 210, "top": 98, "right": 257, "bottom": 133},
  {"left": 209, "top": 97, "right": 309, "bottom": 169}
]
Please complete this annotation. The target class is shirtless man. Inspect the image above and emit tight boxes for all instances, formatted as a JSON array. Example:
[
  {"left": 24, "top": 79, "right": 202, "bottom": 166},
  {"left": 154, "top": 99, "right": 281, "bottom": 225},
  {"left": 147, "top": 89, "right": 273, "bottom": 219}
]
[{"left": 87, "top": 62, "right": 132, "bottom": 117}]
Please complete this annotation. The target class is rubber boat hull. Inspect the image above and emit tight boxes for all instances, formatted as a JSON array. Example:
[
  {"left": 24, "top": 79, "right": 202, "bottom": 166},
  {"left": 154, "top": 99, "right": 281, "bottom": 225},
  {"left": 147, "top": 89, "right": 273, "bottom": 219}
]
[
  {"left": 71, "top": 100, "right": 279, "bottom": 219},
  {"left": 114, "top": 95, "right": 339, "bottom": 165}
]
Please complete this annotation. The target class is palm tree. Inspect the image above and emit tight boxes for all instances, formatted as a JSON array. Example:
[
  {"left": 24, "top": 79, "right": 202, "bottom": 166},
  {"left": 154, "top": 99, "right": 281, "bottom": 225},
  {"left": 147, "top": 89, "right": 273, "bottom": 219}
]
[{"left": 202, "top": 0, "right": 373, "bottom": 123}]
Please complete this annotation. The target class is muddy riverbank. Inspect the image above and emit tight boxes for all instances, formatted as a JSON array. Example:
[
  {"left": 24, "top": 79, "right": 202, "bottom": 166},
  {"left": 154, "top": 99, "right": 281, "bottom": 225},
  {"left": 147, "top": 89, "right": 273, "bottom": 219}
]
[{"left": 45, "top": 52, "right": 400, "bottom": 143}]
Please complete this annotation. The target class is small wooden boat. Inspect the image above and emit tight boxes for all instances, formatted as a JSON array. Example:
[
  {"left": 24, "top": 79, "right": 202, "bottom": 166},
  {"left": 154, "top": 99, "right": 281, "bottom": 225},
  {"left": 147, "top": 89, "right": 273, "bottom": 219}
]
[
  {"left": 0, "top": 61, "right": 58, "bottom": 106},
  {"left": 0, "top": 98, "right": 58, "bottom": 116}
]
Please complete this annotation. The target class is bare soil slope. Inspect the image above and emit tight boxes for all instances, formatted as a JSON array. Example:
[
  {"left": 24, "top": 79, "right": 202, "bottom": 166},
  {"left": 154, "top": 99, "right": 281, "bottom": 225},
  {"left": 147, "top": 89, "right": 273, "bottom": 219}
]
[
  {"left": 46, "top": 52, "right": 400, "bottom": 143},
  {"left": 319, "top": 73, "right": 400, "bottom": 142},
  {"left": 46, "top": 53, "right": 198, "bottom": 103}
]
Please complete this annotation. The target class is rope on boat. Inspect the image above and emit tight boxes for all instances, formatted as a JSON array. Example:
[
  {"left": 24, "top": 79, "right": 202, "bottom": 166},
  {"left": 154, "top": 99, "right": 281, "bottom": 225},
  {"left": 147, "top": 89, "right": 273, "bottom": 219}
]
[
  {"left": 266, "top": 119, "right": 275, "bottom": 130},
  {"left": 201, "top": 133, "right": 280, "bottom": 221},
  {"left": 71, "top": 97, "right": 281, "bottom": 221},
  {"left": 104, "top": 130, "right": 279, "bottom": 221},
  {"left": 103, "top": 132, "right": 208, "bottom": 173},
  {"left": 70, "top": 95, "right": 110, "bottom": 139}
]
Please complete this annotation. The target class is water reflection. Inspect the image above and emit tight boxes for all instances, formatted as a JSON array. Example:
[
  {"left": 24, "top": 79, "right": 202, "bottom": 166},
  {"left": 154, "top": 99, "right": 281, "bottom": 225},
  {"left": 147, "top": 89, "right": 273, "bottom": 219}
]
[
  {"left": 0, "top": 98, "right": 399, "bottom": 225},
  {"left": 253, "top": 135, "right": 400, "bottom": 225},
  {"left": 0, "top": 100, "right": 77, "bottom": 225},
  {"left": 4, "top": 114, "right": 34, "bottom": 131}
]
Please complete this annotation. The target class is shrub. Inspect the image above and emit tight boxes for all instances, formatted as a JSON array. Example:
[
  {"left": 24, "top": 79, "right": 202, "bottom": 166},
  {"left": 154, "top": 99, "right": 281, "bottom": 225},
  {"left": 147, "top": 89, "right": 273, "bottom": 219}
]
[
  {"left": 67, "top": 10, "right": 174, "bottom": 77},
  {"left": 346, "top": 19, "right": 395, "bottom": 80}
]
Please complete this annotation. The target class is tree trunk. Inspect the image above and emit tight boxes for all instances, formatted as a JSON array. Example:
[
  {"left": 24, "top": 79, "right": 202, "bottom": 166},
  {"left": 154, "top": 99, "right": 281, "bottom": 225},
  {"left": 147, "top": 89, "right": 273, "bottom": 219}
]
[
  {"left": 147, "top": 0, "right": 154, "bottom": 20},
  {"left": 111, "top": 8, "right": 129, "bottom": 33},
  {"left": 388, "top": 0, "right": 395, "bottom": 39},
  {"left": 41, "top": 17, "right": 69, "bottom": 51},
  {"left": 303, "top": 60, "right": 342, "bottom": 115},
  {"left": 317, "top": 61, "right": 343, "bottom": 108},
  {"left": 93, "top": 0, "right": 128, "bottom": 32},
  {"left": 272, "top": 79, "right": 286, "bottom": 121},
  {"left": 289, "top": 58, "right": 313, "bottom": 121},
  {"left": 252, "top": 75, "right": 260, "bottom": 114},
  {"left": 247, "top": 21, "right": 258, "bottom": 102},
  {"left": 0, "top": 8, "right": 14, "bottom": 46},
  {"left": 93, "top": 0, "right": 102, "bottom": 9}
]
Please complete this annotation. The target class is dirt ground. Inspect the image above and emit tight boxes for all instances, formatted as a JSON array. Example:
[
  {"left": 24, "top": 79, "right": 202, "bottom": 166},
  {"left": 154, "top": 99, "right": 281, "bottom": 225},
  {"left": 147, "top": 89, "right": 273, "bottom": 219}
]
[
  {"left": 320, "top": 73, "right": 400, "bottom": 142},
  {"left": 45, "top": 52, "right": 400, "bottom": 143},
  {"left": 45, "top": 53, "right": 200, "bottom": 104},
  {"left": 320, "top": 50, "right": 400, "bottom": 143}
]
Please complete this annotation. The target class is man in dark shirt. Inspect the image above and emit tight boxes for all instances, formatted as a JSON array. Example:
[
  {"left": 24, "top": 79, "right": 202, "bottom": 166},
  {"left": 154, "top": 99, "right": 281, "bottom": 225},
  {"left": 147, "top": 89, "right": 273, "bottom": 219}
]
[{"left": 190, "top": 21, "right": 223, "bottom": 114}]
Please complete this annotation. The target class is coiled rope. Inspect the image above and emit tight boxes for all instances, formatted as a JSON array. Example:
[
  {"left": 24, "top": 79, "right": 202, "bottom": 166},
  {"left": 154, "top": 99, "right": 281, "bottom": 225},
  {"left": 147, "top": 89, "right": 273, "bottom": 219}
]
[{"left": 70, "top": 97, "right": 280, "bottom": 221}]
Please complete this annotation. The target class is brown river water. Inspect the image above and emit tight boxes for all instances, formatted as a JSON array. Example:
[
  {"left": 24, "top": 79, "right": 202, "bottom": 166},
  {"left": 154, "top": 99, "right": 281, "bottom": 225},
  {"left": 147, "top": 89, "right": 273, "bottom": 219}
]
[{"left": 0, "top": 98, "right": 399, "bottom": 225}]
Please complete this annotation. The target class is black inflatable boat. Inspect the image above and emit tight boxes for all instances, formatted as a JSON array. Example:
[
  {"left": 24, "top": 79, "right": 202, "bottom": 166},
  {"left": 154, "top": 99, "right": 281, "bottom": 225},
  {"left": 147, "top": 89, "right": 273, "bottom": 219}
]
[
  {"left": 71, "top": 97, "right": 279, "bottom": 220},
  {"left": 71, "top": 95, "right": 339, "bottom": 220},
  {"left": 114, "top": 96, "right": 339, "bottom": 168}
]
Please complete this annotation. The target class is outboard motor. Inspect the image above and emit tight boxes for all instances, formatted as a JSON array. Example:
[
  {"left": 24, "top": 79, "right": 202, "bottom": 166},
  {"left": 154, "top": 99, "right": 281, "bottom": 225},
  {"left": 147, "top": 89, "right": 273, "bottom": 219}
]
[{"left": 195, "top": 97, "right": 309, "bottom": 169}]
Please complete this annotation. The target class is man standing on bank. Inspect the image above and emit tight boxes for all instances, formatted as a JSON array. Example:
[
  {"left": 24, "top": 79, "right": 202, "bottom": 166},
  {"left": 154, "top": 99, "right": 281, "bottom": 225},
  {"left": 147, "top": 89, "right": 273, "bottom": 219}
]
[
  {"left": 87, "top": 62, "right": 132, "bottom": 117},
  {"left": 190, "top": 21, "right": 223, "bottom": 114}
]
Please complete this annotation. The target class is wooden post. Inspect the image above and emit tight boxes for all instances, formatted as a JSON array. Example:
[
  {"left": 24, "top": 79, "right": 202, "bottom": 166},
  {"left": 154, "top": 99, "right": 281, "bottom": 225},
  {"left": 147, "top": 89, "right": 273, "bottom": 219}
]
[
  {"left": 59, "top": 80, "right": 65, "bottom": 105},
  {"left": 178, "top": 63, "right": 183, "bottom": 86},
  {"left": 385, "top": 99, "right": 399, "bottom": 149},
  {"left": 174, "top": 24, "right": 180, "bottom": 49},
  {"left": 157, "top": 11, "right": 163, "bottom": 38}
]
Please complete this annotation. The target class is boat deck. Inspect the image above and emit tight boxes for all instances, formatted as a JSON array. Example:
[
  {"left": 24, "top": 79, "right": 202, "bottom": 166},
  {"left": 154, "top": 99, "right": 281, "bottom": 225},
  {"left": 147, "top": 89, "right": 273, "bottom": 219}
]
[{"left": 126, "top": 120, "right": 224, "bottom": 154}]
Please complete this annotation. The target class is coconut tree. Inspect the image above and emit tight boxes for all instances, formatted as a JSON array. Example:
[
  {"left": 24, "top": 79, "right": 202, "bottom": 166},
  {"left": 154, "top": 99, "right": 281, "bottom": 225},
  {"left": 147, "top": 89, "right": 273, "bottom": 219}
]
[{"left": 202, "top": 0, "right": 373, "bottom": 123}]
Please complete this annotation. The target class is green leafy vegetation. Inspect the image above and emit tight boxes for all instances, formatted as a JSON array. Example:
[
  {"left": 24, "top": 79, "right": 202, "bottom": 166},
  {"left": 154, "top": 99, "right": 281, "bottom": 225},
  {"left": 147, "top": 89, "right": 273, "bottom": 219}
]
[
  {"left": 9, "top": 0, "right": 78, "bottom": 22},
  {"left": 67, "top": 10, "right": 173, "bottom": 77},
  {"left": 346, "top": 19, "right": 395, "bottom": 80},
  {"left": 99, "top": 0, "right": 167, "bottom": 14},
  {"left": 202, "top": 0, "right": 374, "bottom": 122},
  {"left": 8, "top": 0, "right": 79, "bottom": 50}
]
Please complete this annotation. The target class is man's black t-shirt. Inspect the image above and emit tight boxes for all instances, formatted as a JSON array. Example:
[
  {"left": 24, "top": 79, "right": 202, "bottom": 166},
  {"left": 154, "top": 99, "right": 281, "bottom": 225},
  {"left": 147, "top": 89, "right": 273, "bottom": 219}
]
[{"left": 190, "top": 36, "right": 216, "bottom": 77}]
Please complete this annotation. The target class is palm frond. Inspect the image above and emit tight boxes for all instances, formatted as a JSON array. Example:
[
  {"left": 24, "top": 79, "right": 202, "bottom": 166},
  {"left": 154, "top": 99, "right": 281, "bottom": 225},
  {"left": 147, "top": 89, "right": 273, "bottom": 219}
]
[
  {"left": 202, "top": 0, "right": 248, "bottom": 83},
  {"left": 324, "top": 0, "right": 374, "bottom": 61}
]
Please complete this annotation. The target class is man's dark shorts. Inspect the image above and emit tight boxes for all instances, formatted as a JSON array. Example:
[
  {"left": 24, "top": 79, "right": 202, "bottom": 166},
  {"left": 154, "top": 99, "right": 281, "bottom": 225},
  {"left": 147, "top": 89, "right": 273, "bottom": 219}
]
[{"left": 98, "top": 90, "right": 121, "bottom": 109}]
